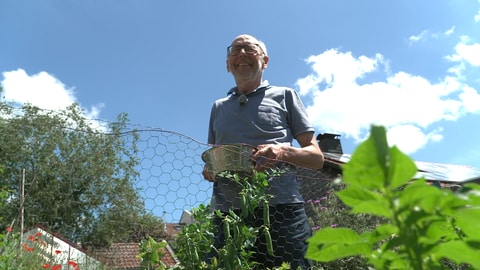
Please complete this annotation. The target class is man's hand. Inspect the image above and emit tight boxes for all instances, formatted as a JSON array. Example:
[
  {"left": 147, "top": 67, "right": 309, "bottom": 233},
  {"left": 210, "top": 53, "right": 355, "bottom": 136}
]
[
  {"left": 202, "top": 165, "right": 215, "bottom": 182},
  {"left": 252, "top": 144, "right": 282, "bottom": 171},
  {"left": 252, "top": 133, "right": 325, "bottom": 171}
]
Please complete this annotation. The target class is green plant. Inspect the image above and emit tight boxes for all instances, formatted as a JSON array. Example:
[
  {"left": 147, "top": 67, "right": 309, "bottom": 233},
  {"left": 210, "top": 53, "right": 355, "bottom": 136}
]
[
  {"left": 213, "top": 170, "right": 274, "bottom": 270},
  {"left": 173, "top": 203, "right": 215, "bottom": 269},
  {"left": 0, "top": 186, "right": 24, "bottom": 269},
  {"left": 0, "top": 226, "right": 19, "bottom": 269},
  {"left": 306, "top": 181, "right": 385, "bottom": 269},
  {"left": 137, "top": 236, "right": 168, "bottom": 270},
  {"left": 306, "top": 125, "right": 480, "bottom": 269},
  {"left": 173, "top": 169, "right": 290, "bottom": 270},
  {"left": 0, "top": 227, "right": 81, "bottom": 270}
]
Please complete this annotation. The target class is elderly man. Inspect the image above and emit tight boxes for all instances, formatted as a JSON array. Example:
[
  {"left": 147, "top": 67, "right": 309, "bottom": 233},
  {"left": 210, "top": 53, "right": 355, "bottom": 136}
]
[{"left": 203, "top": 34, "right": 324, "bottom": 269}]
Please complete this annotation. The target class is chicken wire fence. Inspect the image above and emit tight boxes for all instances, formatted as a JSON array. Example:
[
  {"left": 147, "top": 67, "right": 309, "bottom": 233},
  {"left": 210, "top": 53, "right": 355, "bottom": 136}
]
[
  {"left": 2, "top": 120, "right": 332, "bottom": 225},
  {"left": 126, "top": 126, "right": 333, "bottom": 267},
  {"left": 133, "top": 127, "right": 213, "bottom": 222},
  {"left": 129, "top": 126, "right": 331, "bottom": 223},
  {"left": 2, "top": 108, "right": 334, "bottom": 267}
]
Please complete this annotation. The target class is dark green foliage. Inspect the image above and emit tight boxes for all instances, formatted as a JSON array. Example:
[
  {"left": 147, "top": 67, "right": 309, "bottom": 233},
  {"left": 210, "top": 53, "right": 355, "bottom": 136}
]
[{"left": 0, "top": 103, "right": 164, "bottom": 247}]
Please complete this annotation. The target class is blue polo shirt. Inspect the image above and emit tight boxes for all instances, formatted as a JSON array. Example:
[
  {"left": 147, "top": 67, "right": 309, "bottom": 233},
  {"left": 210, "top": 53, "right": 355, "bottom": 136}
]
[{"left": 207, "top": 81, "right": 315, "bottom": 211}]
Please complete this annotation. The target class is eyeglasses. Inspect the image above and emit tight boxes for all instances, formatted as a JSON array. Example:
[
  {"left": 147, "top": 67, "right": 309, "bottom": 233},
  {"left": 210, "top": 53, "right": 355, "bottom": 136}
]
[{"left": 227, "top": 43, "right": 263, "bottom": 56}]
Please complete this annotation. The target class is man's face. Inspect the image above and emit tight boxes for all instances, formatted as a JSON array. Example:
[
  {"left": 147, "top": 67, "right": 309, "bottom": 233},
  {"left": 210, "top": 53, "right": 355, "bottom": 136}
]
[{"left": 226, "top": 35, "right": 268, "bottom": 82}]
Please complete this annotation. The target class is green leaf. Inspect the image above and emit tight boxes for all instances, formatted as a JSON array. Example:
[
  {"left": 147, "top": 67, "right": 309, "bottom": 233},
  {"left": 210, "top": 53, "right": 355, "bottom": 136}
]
[
  {"left": 336, "top": 186, "right": 391, "bottom": 218},
  {"left": 418, "top": 219, "right": 458, "bottom": 248},
  {"left": 369, "top": 125, "right": 390, "bottom": 170},
  {"left": 306, "top": 241, "right": 371, "bottom": 262},
  {"left": 433, "top": 240, "right": 480, "bottom": 269},
  {"left": 342, "top": 126, "right": 389, "bottom": 189},
  {"left": 343, "top": 125, "right": 416, "bottom": 190},
  {"left": 368, "top": 249, "right": 409, "bottom": 270},
  {"left": 455, "top": 207, "right": 480, "bottom": 240},
  {"left": 387, "top": 146, "right": 417, "bottom": 189},
  {"left": 400, "top": 180, "right": 444, "bottom": 205},
  {"left": 369, "top": 223, "right": 398, "bottom": 243},
  {"left": 306, "top": 228, "right": 371, "bottom": 261},
  {"left": 308, "top": 228, "right": 361, "bottom": 244},
  {"left": 461, "top": 183, "right": 480, "bottom": 206}
]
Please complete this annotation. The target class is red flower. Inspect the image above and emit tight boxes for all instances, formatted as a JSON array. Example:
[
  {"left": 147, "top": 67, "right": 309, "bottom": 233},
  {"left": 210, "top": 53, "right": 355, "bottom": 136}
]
[
  {"left": 27, "top": 234, "right": 36, "bottom": 241},
  {"left": 6, "top": 227, "right": 12, "bottom": 232},
  {"left": 22, "top": 243, "right": 34, "bottom": 252},
  {"left": 43, "top": 263, "right": 51, "bottom": 268},
  {"left": 55, "top": 249, "right": 62, "bottom": 255},
  {"left": 51, "top": 264, "right": 62, "bottom": 270},
  {"left": 68, "top": 260, "right": 79, "bottom": 270}
]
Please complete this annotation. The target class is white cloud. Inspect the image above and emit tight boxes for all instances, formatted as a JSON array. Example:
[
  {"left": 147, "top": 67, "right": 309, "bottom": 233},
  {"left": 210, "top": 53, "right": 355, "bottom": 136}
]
[
  {"left": 446, "top": 37, "right": 480, "bottom": 79},
  {"left": 387, "top": 125, "right": 443, "bottom": 154},
  {"left": 408, "top": 30, "right": 429, "bottom": 45},
  {"left": 453, "top": 42, "right": 480, "bottom": 67},
  {"left": 459, "top": 85, "right": 480, "bottom": 113},
  {"left": 2, "top": 69, "right": 77, "bottom": 110},
  {"left": 408, "top": 27, "right": 456, "bottom": 46},
  {"left": 444, "top": 26, "right": 455, "bottom": 37},
  {"left": 297, "top": 49, "right": 383, "bottom": 96},
  {"left": 296, "top": 49, "right": 480, "bottom": 154},
  {"left": 1, "top": 69, "right": 104, "bottom": 126}
]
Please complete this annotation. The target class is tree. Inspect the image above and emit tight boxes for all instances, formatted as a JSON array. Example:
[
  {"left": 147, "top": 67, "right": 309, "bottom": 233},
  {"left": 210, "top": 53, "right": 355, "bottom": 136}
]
[{"left": 0, "top": 102, "right": 164, "bottom": 246}]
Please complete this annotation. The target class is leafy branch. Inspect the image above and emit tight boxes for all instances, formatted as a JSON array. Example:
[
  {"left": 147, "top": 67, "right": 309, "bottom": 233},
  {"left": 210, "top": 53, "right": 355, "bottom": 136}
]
[{"left": 306, "top": 125, "right": 480, "bottom": 269}]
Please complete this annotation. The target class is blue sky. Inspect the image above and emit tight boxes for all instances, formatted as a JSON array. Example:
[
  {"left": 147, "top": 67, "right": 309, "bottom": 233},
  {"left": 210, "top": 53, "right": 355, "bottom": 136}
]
[{"left": 2, "top": 1, "right": 480, "bottom": 221}]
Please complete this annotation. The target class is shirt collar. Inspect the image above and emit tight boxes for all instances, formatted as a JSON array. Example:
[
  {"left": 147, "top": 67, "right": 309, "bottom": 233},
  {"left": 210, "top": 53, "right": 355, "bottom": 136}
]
[{"left": 227, "top": 80, "right": 270, "bottom": 96}]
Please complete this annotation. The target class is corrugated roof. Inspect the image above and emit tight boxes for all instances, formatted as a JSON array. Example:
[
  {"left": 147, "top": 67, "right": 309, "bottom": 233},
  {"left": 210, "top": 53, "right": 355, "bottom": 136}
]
[
  {"left": 324, "top": 152, "right": 480, "bottom": 184},
  {"left": 415, "top": 161, "right": 480, "bottom": 183}
]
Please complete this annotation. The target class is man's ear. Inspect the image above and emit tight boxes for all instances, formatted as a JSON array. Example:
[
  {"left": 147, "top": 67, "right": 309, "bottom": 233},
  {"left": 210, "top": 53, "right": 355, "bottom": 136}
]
[
  {"left": 262, "top": 55, "right": 269, "bottom": 70},
  {"left": 226, "top": 59, "right": 231, "bottom": 72}
]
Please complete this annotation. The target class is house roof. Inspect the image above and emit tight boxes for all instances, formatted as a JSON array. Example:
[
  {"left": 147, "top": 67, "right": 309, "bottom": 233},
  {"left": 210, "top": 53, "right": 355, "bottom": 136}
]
[
  {"left": 323, "top": 152, "right": 480, "bottom": 184},
  {"left": 164, "top": 223, "right": 181, "bottom": 238},
  {"left": 179, "top": 209, "right": 194, "bottom": 224},
  {"left": 316, "top": 133, "right": 480, "bottom": 184},
  {"left": 23, "top": 225, "right": 104, "bottom": 268},
  {"left": 94, "top": 243, "right": 140, "bottom": 269},
  {"left": 24, "top": 224, "right": 90, "bottom": 254},
  {"left": 25, "top": 225, "right": 178, "bottom": 269},
  {"left": 93, "top": 242, "right": 178, "bottom": 269}
]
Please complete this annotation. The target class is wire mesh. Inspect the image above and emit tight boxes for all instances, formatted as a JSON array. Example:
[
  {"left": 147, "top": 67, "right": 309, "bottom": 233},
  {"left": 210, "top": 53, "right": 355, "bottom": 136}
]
[
  {"left": 1, "top": 104, "right": 334, "bottom": 268},
  {"left": 132, "top": 127, "right": 212, "bottom": 222}
]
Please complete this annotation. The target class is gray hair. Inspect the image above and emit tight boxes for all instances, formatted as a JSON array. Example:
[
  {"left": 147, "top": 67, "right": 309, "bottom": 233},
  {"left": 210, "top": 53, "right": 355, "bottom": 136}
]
[
  {"left": 257, "top": 39, "right": 268, "bottom": 56},
  {"left": 226, "top": 35, "right": 268, "bottom": 58}
]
